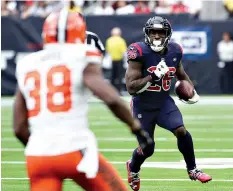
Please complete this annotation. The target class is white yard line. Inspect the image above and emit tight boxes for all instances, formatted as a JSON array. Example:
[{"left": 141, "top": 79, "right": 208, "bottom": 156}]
[
  {"left": 3, "top": 158, "right": 233, "bottom": 165},
  {"left": 2, "top": 137, "right": 233, "bottom": 142},
  {"left": 2, "top": 161, "right": 25, "bottom": 164},
  {"left": 124, "top": 178, "right": 233, "bottom": 182},
  {"left": 2, "top": 128, "right": 233, "bottom": 133},
  {"left": 98, "top": 137, "right": 232, "bottom": 142},
  {"left": 1, "top": 148, "right": 233, "bottom": 152},
  {"left": 2, "top": 115, "right": 233, "bottom": 123},
  {"left": 2, "top": 178, "right": 29, "bottom": 180},
  {"left": 98, "top": 149, "right": 233, "bottom": 152},
  {"left": 2, "top": 96, "right": 233, "bottom": 107},
  {"left": 1, "top": 177, "right": 233, "bottom": 182},
  {"left": 2, "top": 159, "right": 233, "bottom": 169},
  {"left": 93, "top": 128, "right": 233, "bottom": 133}
]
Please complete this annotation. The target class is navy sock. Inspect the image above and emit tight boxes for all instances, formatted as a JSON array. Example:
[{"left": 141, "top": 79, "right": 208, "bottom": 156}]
[
  {"left": 177, "top": 131, "right": 196, "bottom": 171},
  {"left": 130, "top": 148, "right": 147, "bottom": 173}
]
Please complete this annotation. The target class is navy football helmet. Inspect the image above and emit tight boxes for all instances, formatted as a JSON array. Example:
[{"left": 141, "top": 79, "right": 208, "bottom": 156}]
[{"left": 143, "top": 16, "right": 172, "bottom": 52}]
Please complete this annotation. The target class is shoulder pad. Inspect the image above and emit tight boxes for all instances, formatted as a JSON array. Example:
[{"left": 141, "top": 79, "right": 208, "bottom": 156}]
[
  {"left": 170, "top": 42, "right": 183, "bottom": 55},
  {"left": 86, "top": 31, "right": 105, "bottom": 54},
  {"left": 170, "top": 41, "right": 183, "bottom": 62}
]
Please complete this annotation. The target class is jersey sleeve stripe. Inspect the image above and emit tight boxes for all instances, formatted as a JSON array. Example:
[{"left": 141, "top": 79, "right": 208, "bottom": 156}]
[
  {"left": 132, "top": 43, "right": 142, "bottom": 56},
  {"left": 86, "top": 56, "right": 102, "bottom": 64},
  {"left": 86, "top": 51, "right": 101, "bottom": 57}
]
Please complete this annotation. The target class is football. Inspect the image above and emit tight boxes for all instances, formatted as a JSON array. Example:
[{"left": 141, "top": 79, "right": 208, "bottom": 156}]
[{"left": 175, "top": 80, "right": 194, "bottom": 101}]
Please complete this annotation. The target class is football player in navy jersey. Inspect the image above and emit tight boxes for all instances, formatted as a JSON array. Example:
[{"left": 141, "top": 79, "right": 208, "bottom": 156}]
[{"left": 125, "top": 16, "right": 212, "bottom": 191}]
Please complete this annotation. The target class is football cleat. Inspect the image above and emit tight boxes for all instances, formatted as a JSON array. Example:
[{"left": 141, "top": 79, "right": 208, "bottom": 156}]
[
  {"left": 126, "top": 160, "right": 140, "bottom": 191},
  {"left": 188, "top": 168, "right": 212, "bottom": 183}
]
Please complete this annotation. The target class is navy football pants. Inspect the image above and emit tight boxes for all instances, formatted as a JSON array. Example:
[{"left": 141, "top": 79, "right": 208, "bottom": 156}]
[{"left": 131, "top": 98, "right": 184, "bottom": 143}]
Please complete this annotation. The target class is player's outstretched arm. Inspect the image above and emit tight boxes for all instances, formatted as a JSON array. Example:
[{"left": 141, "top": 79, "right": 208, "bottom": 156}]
[
  {"left": 83, "top": 63, "right": 137, "bottom": 128},
  {"left": 125, "top": 60, "right": 152, "bottom": 95},
  {"left": 83, "top": 63, "right": 152, "bottom": 146},
  {"left": 13, "top": 88, "right": 30, "bottom": 146}
]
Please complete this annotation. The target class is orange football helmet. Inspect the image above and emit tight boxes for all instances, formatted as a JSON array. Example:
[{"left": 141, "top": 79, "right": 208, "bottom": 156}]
[{"left": 42, "top": 8, "right": 86, "bottom": 44}]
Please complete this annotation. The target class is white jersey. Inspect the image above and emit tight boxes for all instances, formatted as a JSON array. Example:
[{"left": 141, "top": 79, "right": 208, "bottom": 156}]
[{"left": 16, "top": 43, "right": 102, "bottom": 156}]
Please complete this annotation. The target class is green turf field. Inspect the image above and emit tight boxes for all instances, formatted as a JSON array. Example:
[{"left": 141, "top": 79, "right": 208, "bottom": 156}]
[{"left": 1, "top": 98, "right": 233, "bottom": 191}]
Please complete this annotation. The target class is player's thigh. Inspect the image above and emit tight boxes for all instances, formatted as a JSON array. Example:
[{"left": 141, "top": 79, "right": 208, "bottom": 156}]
[
  {"left": 131, "top": 102, "right": 157, "bottom": 139},
  {"left": 30, "top": 177, "right": 62, "bottom": 191},
  {"left": 157, "top": 101, "right": 184, "bottom": 132},
  {"left": 26, "top": 156, "right": 62, "bottom": 191},
  {"left": 73, "top": 153, "right": 127, "bottom": 191}
]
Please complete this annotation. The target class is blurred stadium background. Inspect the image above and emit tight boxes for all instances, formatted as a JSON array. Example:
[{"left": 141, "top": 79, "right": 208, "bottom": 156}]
[{"left": 1, "top": 0, "right": 233, "bottom": 191}]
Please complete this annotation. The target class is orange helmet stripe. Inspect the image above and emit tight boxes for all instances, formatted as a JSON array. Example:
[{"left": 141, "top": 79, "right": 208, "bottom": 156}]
[{"left": 86, "top": 51, "right": 102, "bottom": 57}]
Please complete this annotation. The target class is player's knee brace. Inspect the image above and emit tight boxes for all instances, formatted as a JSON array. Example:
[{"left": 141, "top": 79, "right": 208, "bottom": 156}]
[{"left": 142, "top": 142, "right": 155, "bottom": 158}]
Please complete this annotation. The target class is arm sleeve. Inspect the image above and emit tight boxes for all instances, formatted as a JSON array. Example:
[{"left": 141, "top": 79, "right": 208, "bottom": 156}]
[
  {"left": 127, "top": 43, "right": 143, "bottom": 63},
  {"left": 86, "top": 46, "right": 102, "bottom": 65}
]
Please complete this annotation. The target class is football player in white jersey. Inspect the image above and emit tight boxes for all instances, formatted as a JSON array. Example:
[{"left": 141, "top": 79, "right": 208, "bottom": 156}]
[{"left": 13, "top": 8, "right": 152, "bottom": 191}]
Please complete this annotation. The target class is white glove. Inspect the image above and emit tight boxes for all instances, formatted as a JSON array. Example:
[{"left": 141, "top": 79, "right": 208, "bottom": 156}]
[
  {"left": 152, "top": 59, "right": 169, "bottom": 81},
  {"left": 180, "top": 90, "right": 200, "bottom": 104}
]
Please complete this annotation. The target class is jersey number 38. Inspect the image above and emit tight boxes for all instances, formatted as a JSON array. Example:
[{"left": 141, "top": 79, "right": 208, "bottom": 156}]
[{"left": 24, "top": 65, "right": 71, "bottom": 118}]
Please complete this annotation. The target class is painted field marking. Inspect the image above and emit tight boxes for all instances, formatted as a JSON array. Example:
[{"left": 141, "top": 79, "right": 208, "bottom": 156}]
[
  {"left": 2, "top": 148, "right": 233, "bottom": 152},
  {"left": 2, "top": 115, "right": 233, "bottom": 124},
  {"left": 2, "top": 96, "right": 233, "bottom": 107},
  {"left": 2, "top": 137, "right": 233, "bottom": 143},
  {"left": 2, "top": 127, "right": 233, "bottom": 133},
  {"left": 1, "top": 177, "right": 233, "bottom": 182},
  {"left": 2, "top": 158, "right": 233, "bottom": 169},
  {"left": 93, "top": 128, "right": 233, "bottom": 133}
]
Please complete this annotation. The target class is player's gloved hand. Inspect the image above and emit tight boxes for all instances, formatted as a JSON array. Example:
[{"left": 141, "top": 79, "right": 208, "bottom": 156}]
[
  {"left": 150, "top": 59, "right": 169, "bottom": 81},
  {"left": 180, "top": 90, "right": 200, "bottom": 104},
  {"left": 131, "top": 119, "right": 153, "bottom": 150}
]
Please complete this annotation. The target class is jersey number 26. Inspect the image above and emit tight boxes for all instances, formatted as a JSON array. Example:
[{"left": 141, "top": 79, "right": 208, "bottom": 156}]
[{"left": 147, "top": 66, "right": 176, "bottom": 92}]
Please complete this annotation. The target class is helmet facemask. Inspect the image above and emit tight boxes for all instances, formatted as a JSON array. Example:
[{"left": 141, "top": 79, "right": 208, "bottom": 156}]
[{"left": 144, "top": 20, "right": 172, "bottom": 52}]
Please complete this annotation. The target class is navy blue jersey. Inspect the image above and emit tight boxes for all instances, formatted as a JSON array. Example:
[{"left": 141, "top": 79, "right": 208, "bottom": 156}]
[{"left": 127, "top": 41, "right": 183, "bottom": 108}]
